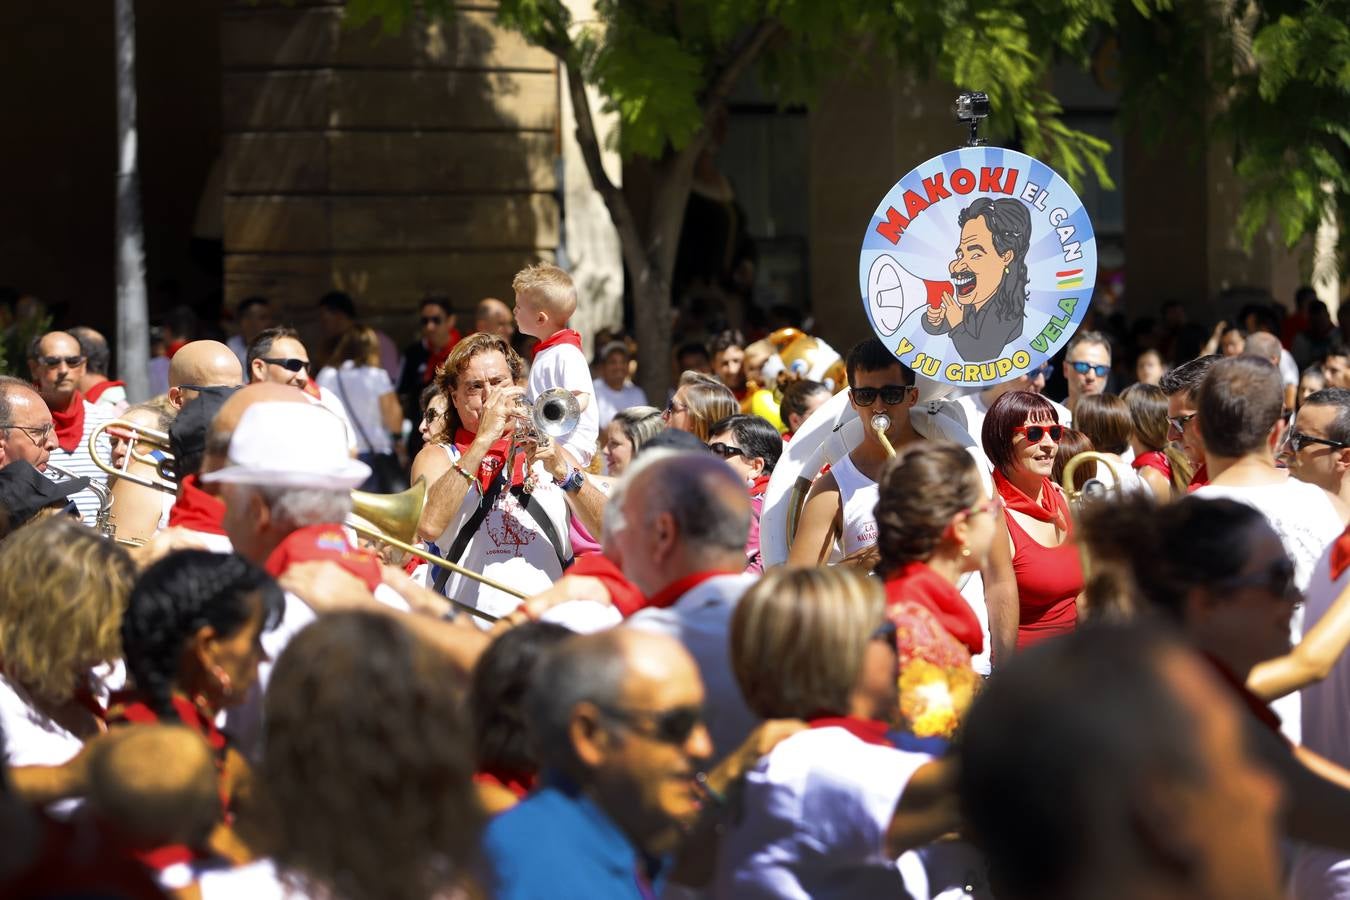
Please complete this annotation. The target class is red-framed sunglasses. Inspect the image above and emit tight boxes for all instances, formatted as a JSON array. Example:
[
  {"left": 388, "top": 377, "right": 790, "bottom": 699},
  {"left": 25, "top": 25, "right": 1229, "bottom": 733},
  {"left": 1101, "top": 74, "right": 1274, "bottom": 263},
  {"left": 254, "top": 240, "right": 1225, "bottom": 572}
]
[{"left": 1011, "top": 424, "right": 1063, "bottom": 443}]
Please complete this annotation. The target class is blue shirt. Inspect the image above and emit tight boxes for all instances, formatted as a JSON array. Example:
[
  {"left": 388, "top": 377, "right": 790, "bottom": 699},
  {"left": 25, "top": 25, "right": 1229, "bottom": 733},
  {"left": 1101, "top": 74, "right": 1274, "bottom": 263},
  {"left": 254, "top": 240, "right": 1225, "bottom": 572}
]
[{"left": 483, "top": 776, "right": 665, "bottom": 899}]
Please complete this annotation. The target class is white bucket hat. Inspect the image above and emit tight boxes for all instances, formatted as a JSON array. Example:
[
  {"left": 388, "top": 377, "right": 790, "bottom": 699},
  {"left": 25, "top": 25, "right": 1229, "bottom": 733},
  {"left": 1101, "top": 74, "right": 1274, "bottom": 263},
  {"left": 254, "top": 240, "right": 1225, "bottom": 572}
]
[{"left": 202, "top": 401, "right": 371, "bottom": 489}]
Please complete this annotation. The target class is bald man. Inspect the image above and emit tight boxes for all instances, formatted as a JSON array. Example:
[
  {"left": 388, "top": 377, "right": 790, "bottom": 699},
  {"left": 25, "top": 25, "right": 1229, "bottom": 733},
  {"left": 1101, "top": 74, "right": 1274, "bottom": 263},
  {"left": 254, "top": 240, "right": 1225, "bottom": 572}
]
[
  {"left": 476, "top": 297, "right": 515, "bottom": 340},
  {"left": 168, "top": 340, "right": 244, "bottom": 410},
  {"left": 69, "top": 326, "right": 127, "bottom": 414},
  {"left": 27, "top": 331, "right": 112, "bottom": 526}
]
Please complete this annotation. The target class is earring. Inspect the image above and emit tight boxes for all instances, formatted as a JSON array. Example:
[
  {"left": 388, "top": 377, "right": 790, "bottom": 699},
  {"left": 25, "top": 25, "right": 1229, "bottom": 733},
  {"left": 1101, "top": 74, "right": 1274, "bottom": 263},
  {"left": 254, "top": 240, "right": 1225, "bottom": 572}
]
[
  {"left": 211, "top": 665, "right": 233, "bottom": 701},
  {"left": 960, "top": 545, "right": 972, "bottom": 558}
]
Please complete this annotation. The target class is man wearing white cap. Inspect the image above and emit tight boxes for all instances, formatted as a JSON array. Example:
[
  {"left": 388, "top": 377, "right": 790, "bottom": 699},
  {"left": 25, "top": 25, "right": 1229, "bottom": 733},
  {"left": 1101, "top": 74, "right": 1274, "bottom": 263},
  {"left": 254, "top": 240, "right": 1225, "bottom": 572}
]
[{"left": 206, "top": 400, "right": 407, "bottom": 756}]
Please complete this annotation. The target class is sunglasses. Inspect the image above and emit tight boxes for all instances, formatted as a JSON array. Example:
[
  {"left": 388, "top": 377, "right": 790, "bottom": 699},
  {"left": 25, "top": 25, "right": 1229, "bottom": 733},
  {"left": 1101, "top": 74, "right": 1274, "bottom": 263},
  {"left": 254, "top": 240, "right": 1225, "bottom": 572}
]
[
  {"left": 1068, "top": 361, "right": 1110, "bottom": 377},
  {"left": 421, "top": 315, "right": 445, "bottom": 326},
  {"left": 664, "top": 399, "right": 688, "bottom": 417},
  {"left": 1030, "top": 363, "right": 1055, "bottom": 380},
  {"left": 597, "top": 703, "right": 705, "bottom": 745},
  {"left": 261, "top": 357, "right": 310, "bottom": 373},
  {"left": 707, "top": 442, "right": 745, "bottom": 460},
  {"left": 37, "top": 355, "right": 84, "bottom": 368},
  {"left": 1011, "top": 424, "right": 1063, "bottom": 443},
  {"left": 849, "top": 385, "right": 916, "bottom": 406},
  {"left": 963, "top": 497, "right": 1002, "bottom": 518},
  {"left": 1220, "top": 557, "right": 1298, "bottom": 599},
  {"left": 1167, "top": 412, "right": 1197, "bottom": 434},
  {"left": 1288, "top": 431, "right": 1350, "bottom": 453}
]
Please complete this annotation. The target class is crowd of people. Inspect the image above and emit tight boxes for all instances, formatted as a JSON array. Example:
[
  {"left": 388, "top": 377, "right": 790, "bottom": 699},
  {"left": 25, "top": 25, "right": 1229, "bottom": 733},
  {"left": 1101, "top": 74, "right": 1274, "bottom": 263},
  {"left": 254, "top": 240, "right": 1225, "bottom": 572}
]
[{"left": 2, "top": 266, "right": 1350, "bottom": 900}]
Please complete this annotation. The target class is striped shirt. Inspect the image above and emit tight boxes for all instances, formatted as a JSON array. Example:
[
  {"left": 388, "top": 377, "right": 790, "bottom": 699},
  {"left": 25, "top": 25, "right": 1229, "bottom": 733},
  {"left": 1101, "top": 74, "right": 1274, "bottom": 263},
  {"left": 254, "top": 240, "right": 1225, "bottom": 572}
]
[{"left": 45, "top": 401, "right": 113, "bottom": 528}]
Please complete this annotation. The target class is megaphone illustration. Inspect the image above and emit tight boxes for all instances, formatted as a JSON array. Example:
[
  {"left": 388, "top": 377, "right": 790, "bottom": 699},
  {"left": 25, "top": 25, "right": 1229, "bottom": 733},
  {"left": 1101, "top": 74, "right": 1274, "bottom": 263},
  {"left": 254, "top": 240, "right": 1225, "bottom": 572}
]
[{"left": 866, "top": 255, "right": 954, "bottom": 336}]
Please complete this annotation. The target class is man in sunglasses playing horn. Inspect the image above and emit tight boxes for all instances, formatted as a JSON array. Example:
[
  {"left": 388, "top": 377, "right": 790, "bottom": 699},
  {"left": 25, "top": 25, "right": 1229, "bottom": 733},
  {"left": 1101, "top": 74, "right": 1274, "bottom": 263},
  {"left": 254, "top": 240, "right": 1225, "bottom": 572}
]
[
  {"left": 27, "top": 330, "right": 112, "bottom": 526},
  {"left": 788, "top": 338, "right": 921, "bottom": 568}
]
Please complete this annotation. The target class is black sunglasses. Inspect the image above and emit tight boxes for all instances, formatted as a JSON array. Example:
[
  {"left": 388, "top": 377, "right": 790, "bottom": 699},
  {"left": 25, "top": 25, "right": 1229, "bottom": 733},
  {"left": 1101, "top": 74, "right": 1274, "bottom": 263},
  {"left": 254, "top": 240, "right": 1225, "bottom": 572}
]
[
  {"left": 596, "top": 703, "right": 705, "bottom": 745},
  {"left": 849, "top": 385, "right": 915, "bottom": 406},
  {"left": 1167, "top": 412, "right": 1197, "bottom": 434},
  {"left": 261, "top": 357, "right": 309, "bottom": 373},
  {"left": 1288, "top": 431, "right": 1350, "bottom": 453},
  {"left": 421, "top": 315, "right": 445, "bottom": 326},
  {"left": 1220, "top": 557, "right": 1298, "bottom": 599},
  {"left": 37, "top": 355, "right": 84, "bottom": 368},
  {"left": 1068, "top": 361, "right": 1110, "bottom": 377},
  {"left": 707, "top": 442, "right": 745, "bottom": 460},
  {"left": 1012, "top": 424, "right": 1063, "bottom": 443}
]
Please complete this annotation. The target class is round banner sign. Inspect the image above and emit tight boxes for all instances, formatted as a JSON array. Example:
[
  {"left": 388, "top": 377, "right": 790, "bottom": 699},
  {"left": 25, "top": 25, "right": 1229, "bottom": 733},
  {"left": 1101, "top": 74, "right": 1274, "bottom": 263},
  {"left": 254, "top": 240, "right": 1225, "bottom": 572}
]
[{"left": 859, "top": 146, "right": 1096, "bottom": 387}]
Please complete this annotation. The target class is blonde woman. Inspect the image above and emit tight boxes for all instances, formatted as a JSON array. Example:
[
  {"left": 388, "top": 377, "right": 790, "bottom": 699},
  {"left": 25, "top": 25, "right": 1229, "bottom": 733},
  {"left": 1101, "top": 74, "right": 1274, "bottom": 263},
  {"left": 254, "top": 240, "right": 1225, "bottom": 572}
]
[
  {"left": 0, "top": 518, "right": 135, "bottom": 770},
  {"left": 664, "top": 371, "right": 739, "bottom": 442},
  {"left": 716, "top": 567, "right": 960, "bottom": 899}
]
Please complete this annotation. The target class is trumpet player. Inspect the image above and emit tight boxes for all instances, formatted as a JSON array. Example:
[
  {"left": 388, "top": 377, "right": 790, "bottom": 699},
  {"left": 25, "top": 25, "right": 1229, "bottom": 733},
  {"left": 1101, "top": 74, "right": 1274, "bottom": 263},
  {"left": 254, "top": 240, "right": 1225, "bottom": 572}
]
[{"left": 788, "top": 338, "right": 919, "bottom": 567}]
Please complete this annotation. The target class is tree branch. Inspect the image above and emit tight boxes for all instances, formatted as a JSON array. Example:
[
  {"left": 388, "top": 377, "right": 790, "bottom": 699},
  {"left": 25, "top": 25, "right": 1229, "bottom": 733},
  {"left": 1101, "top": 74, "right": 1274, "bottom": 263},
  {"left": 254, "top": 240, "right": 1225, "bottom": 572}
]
[
  {"left": 562, "top": 55, "right": 651, "bottom": 280},
  {"left": 701, "top": 18, "right": 783, "bottom": 120}
]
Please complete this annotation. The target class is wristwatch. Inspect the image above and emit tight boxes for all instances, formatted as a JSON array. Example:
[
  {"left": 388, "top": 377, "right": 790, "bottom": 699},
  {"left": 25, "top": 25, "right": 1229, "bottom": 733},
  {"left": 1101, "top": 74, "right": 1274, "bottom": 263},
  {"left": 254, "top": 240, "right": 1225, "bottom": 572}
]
[{"left": 554, "top": 467, "right": 586, "bottom": 493}]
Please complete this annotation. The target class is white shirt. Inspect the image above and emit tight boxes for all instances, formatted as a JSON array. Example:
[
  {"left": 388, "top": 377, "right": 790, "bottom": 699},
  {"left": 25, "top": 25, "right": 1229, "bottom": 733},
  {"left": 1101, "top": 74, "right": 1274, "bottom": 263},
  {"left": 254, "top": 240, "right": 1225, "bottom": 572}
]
[
  {"left": 713, "top": 726, "right": 931, "bottom": 899},
  {"left": 45, "top": 399, "right": 113, "bottom": 527},
  {"left": 1293, "top": 544, "right": 1350, "bottom": 899},
  {"left": 227, "top": 334, "right": 249, "bottom": 370},
  {"left": 316, "top": 362, "right": 396, "bottom": 454},
  {"left": 528, "top": 341, "right": 599, "bottom": 466},
  {"left": 1281, "top": 348, "right": 1300, "bottom": 387},
  {"left": 592, "top": 378, "right": 648, "bottom": 428},
  {"left": 0, "top": 672, "right": 85, "bottom": 768},
  {"left": 312, "top": 385, "right": 359, "bottom": 455},
  {"left": 430, "top": 444, "right": 572, "bottom": 627},
  {"left": 199, "top": 859, "right": 294, "bottom": 899},
  {"left": 1193, "top": 475, "right": 1344, "bottom": 744},
  {"left": 627, "top": 573, "right": 759, "bottom": 764},
  {"left": 830, "top": 454, "right": 879, "bottom": 557}
]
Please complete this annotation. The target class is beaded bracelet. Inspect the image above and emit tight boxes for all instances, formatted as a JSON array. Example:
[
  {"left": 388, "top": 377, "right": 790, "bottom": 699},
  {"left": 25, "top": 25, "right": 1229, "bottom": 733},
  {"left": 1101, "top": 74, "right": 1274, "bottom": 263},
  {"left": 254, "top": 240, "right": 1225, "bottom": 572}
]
[{"left": 452, "top": 461, "right": 480, "bottom": 494}]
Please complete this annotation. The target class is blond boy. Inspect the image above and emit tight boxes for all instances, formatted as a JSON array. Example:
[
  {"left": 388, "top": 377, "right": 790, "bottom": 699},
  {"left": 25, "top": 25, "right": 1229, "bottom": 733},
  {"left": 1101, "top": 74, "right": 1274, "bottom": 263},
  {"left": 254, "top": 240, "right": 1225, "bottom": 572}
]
[{"left": 512, "top": 263, "right": 599, "bottom": 467}]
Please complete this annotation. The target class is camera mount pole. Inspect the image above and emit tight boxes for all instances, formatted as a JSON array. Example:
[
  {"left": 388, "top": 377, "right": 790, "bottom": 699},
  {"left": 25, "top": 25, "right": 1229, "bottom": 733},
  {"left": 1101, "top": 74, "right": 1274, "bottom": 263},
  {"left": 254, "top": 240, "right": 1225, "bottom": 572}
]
[{"left": 955, "top": 91, "right": 991, "bottom": 148}]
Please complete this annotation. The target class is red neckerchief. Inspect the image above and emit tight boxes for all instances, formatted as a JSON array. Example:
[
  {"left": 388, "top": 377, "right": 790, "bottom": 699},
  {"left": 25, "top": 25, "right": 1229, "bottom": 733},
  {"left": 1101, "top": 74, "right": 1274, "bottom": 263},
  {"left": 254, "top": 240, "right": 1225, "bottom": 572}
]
[
  {"left": 884, "top": 561, "right": 984, "bottom": 656},
  {"left": 265, "top": 523, "right": 383, "bottom": 592},
  {"left": 645, "top": 569, "right": 737, "bottom": 610},
  {"left": 1202, "top": 653, "right": 1285, "bottom": 742},
  {"left": 807, "top": 716, "right": 894, "bottom": 747},
  {"left": 531, "top": 328, "right": 583, "bottom": 358},
  {"left": 423, "top": 333, "right": 459, "bottom": 384},
  {"left": 1187, "top": 463, "right": 1210, "bottom": 493},
  {"left": 474, "top": 767, "right": 536, "bottom": 799},
  {"left": 302, "top": 379, "right": 321, "bottom": 399},
  {"left": 994, "top": 468, "right": 1069, "bottom": 531},
  {"left": 48, "top": 391, "right": 86, "bottom": 454},
  {"left": 84, "top": 380, "right": 124, "bottom": 404},
  {"left": 453, "top": 427, "right": 526, "bottom": 492},
  {"left": 166, "top": 339, "right": 188, "bottom": 358},
  {"left": 749, "top": 473, "right": 771, "bottom": 498},
  {"left": 111, "top": 693, "right": 228, "bottom": 755},
  {"left": 1330, "top": 524, "right": 1350, "bottom": 580},
  {"left": 167, "top": 474, "right": 227, "bottom": 535},
  {"left": 567, "top": 553, "right": 645, "bottom": 617},
  {"left": 1132, "top": 449, "right": 1170, "bottom": 476}
]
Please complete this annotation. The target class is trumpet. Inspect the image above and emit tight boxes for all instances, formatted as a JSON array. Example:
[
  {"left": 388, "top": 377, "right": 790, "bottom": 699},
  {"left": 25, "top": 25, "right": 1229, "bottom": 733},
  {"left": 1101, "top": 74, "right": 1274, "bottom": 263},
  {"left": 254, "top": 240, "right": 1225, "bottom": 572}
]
[
  {"left": 89, "top": 420, "right": 177, "bottom": 495},
  {"left": 870, "top": 413, "right": 897, "bottom": 458},
  {"left": 512, "top": 388, "right": 581, "bottom": 444}
]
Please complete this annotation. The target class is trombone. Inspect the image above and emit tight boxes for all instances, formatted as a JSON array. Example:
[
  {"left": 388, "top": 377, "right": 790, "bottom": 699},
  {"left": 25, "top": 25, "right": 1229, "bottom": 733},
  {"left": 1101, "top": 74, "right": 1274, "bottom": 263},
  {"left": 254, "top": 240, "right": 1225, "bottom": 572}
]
[
  {"left": 47, "top": 462, "right": 116, "bottom": 539},
  {"left": 349, "top": 479, "right": 525, "bottom": 623},
  {"left": 88, "top": 420, "right": 177, "bottom": 494},
  {"left": 1059, "top": 451, "right": 1131, "bottom": 503}
]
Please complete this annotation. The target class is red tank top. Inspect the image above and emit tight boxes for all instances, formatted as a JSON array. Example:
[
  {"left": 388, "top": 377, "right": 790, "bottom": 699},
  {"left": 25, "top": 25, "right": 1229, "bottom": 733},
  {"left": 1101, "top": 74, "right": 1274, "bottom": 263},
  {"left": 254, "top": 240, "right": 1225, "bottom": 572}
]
[{"left": 1005, "top": 512, "right": 1083, "bottom": 648}]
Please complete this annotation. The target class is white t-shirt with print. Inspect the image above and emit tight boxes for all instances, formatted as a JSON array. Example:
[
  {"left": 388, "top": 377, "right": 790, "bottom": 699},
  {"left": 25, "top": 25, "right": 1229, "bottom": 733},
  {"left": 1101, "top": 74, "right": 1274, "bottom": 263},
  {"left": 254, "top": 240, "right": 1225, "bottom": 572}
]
[{"left": 429, "top": 444, "right": 571, "bottom": 628}]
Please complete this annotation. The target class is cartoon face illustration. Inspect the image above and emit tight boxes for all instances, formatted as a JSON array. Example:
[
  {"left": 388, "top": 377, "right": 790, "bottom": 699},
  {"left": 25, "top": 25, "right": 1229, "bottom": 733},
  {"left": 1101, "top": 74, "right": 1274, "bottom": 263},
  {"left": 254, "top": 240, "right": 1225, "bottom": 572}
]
[{"left": 949, "top": 214, "right": 1014, "bottom": 309}]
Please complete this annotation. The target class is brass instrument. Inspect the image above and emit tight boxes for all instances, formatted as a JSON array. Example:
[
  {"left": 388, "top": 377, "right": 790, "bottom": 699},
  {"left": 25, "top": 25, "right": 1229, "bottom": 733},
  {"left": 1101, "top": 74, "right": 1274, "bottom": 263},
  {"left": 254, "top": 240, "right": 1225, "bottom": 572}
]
[
  {"left": 47, "top": 462, "right": 116, "bottom": 539},
  {"left": 88, "top": 420, "right": 177, "bottom": 495},
  {"left": 870, "top": 413, "right": 897, "bottom": 458},
  {"left": 348, "top": 479, "right": 526, "bottom": 623},
  {"left": 512, "top": 388, "right": 581, "bottom": 444},
  {"left": 1059, "top": 451, "right": 1131, "bottom": 503}
]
